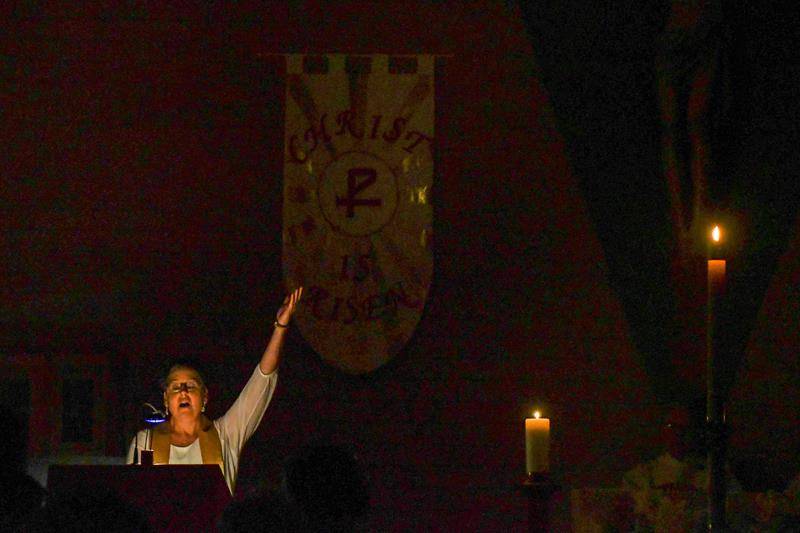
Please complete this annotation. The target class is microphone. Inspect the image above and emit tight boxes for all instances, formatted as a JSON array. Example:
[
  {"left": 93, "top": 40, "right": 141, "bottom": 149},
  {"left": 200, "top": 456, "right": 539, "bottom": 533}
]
[
  {"left": 143, "top": 402, "right": 167, "bottom": 425},
  {"left": 137, "top": 403, "right": 167, "bottom": 466}
]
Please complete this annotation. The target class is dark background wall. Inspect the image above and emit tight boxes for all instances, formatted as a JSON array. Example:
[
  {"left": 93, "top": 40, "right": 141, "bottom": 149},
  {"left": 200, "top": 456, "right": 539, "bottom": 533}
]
[{"left": 2, "top": 2, "right": 798, "bottom": 530}]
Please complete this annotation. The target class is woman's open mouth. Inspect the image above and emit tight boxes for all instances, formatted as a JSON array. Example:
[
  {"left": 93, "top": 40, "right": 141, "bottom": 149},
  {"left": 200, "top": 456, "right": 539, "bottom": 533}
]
[{"left": 179, "top": 401, "right": 190, "bottom": 408}]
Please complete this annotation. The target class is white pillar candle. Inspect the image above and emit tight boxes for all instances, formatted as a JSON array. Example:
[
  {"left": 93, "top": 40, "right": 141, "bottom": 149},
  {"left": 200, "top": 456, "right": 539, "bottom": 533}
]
[{"left": 525, "top": 411, "right": 550, "bottom": 474}]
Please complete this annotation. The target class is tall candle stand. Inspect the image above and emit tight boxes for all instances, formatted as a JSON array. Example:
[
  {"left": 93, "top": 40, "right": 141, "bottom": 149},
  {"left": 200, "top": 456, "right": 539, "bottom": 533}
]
[
  {"left": 521, "top": 473, "right": 559, "bottom": 533},
  {"left": 706, "top": 226, "right": 727, "bottom": 531}
]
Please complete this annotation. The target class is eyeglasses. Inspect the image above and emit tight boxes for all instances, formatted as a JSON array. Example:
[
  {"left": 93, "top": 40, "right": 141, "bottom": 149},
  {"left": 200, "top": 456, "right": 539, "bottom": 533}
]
[{"left": 166, "top": 381, "right": 202, "bottom": 394}]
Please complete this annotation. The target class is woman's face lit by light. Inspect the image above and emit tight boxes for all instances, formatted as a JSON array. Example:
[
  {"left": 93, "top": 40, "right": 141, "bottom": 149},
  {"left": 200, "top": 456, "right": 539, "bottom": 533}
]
[{"left": 163, "top": 368, "right": 207, "bottom": 419}]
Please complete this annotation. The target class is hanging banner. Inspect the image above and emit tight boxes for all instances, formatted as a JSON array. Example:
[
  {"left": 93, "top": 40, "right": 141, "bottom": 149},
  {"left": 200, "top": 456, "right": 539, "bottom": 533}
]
[{"left": 283, "top": 54, "right": 434, "bottom": 374}]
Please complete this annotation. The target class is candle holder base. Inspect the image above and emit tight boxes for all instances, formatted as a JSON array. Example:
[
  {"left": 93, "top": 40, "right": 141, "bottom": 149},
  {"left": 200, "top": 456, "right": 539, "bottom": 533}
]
[
  {"left": 706, "top": 419, "right": 730, "bottom": 531},
  {"left": 520, "top": 473, "right": 559, "bottom": 533},
  {"left": 140, "top": 449, "right": 154, "bottom": 466}
]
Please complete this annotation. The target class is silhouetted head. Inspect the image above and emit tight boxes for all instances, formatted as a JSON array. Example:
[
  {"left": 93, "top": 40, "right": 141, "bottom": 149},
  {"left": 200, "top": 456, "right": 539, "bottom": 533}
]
[
  {"left": 217, "top": 490, "right": 298, "bottom": 533},
  {"left": 0, "top": 468, "right": 46, "bottom": 530},
  {"left": 282, "top": 444, "right": 369, "bottom": 532}
]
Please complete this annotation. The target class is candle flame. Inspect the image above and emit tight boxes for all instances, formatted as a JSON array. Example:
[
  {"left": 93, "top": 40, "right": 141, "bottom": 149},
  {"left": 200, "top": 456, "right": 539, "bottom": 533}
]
[
  {"left": 533, "top": 410, "right": 541, "bottom": 419},
  {"left": 712, "top": 225, "right": 721, "bottom": 243}
]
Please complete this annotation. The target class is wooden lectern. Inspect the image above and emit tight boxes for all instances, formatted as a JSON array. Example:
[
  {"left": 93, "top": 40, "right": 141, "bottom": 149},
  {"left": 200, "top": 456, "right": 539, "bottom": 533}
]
[{"left": 47, "top": 465, "right": 231, "bottom": 532}]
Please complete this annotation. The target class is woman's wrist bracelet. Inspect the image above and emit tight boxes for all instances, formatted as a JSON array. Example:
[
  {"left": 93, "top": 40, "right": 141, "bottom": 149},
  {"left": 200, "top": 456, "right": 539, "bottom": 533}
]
[{"left": 274, "top": 320, "right": 289, "bottom": 329}]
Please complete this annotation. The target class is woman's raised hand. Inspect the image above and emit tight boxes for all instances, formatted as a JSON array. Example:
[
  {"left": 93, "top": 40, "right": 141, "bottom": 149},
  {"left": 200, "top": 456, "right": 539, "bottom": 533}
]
[{"left": 276, "top": 287, "right": 303, "bottom": 327}]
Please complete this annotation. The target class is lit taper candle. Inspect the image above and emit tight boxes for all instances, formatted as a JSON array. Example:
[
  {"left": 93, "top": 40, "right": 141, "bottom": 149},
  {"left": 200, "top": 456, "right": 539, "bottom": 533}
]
[
  {"left": 706, "top": 225, "right": 726, "bottom": 421},
  {"left": 525, "top": 410, "right": 550, "bottom": 474}
]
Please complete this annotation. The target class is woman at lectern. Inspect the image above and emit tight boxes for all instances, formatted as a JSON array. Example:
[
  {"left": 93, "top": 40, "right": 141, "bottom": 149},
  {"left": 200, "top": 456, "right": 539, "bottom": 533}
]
[{"left": 127, "top": 287, "right": 303, "bottom": 494}]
